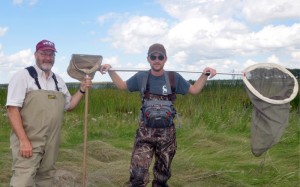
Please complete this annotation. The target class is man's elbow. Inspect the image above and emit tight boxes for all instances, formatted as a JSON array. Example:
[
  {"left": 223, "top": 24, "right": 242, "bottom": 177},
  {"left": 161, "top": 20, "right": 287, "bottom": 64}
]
[
  {"left": 7, "top": 105, "right": 19, "bottom": 113},
  {"left": 189, "top": 90, "right": 198, "bottom": 95},
  {"left": 66, "top": 103, "right": 75, "bottom": 112},
  {"left": 66, "top": 108, "right": 73, "bottom": 112},
  {"left": 188, "top": 86, "right": 200, "bottom": 95},
  {"left": 116, "top": 83, "right": 127, "bottom": 90}
]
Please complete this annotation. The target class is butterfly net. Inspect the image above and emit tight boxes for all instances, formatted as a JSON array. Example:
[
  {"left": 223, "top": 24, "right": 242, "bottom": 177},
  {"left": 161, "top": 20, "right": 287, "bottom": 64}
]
[
  {"left": 68, "top": 54, "right": 103, "bottom": 81},
  {"left": 242, "top": 63, "right": 299, "bottom": 157}
]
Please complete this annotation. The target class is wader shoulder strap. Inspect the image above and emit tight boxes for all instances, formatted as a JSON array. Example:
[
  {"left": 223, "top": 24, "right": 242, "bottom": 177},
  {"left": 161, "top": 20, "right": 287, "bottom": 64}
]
[
  {"left": 167, "top": 71, "right": 176, "bottom": 93},
  {"left": 168, "top": 71, "right": 176, "bottom": 101},
  {"left": 164, "top": 71, "right": 172, "bottom": 95},
  {"left": 26, "top": 66, "right": 41, "bottom": 89},
  {"left": 25, "top": 66, "right": 59, "bottom": 91},
  {"left": 141, "top": 70, "right": 150, "bottom": 99},
  {"left": 51, "top": 73, "right": 60, "bottom": 91}
]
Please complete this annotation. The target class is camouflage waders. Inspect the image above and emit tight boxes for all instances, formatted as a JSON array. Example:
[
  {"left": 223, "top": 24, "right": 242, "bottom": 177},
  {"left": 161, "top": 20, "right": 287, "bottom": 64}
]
[{"left": 128, "top": 114, "right": 177, "bottom": 187}]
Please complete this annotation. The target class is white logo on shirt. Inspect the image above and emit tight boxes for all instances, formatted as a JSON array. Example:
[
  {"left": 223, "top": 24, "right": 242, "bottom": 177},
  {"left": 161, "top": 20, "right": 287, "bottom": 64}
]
[{"left": 162, "top": 85, "right": 168, "bottom": 95}]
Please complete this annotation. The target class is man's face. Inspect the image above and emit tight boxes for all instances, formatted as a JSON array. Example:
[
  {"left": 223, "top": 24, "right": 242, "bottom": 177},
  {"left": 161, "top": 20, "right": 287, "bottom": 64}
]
[
  {"left": 35, "top": 50, "right": 55, "bottom": 72},
  {"left": 147, "top": 52, "right": 167, "bottom": 72}
]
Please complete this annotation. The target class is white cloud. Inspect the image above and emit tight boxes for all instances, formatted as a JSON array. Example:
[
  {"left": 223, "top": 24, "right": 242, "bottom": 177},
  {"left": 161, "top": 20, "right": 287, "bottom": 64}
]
[
  {"left": 7, "top": 49, "right": 33, "bottom": 66},
  {"left": 291, "top": 51, "right": 300, "bottom": 61},
  {"left": 97, "top": 12, "right": 121, "bottom": 25},
  {"left": 250, "top": 24, "right": 300, "bottom": 49},
  {"left": 242, "top": 0, "right": 300, "bottom": 23},
  {"left": 108, "top": 16, "right": 169, "bottom": 53},
  {"left": 104, "top": 1, "right": 300, "bottom": 64},
  {"left": 266, "top": 55, "right": 280, "bottom": 63},
  {"left": 243, "top": 59, "right": 259, "bottom": 70},
  {"left": 173, "top": 51, "right": 188, "bottom": 63},
  {"left": 0, "top": 49, "right": 34, "bottom": 82},
  {"left": 158, "top": 0, "right": 241, "bottom": 20},
  {"left": 164, "top": 16, "right": 249, "bottom": 60},
  {"left": 12, "top": 0, "right": 38, "bottom": 6},
  {"left": 103, "top": 56, "right": 120, "bottom": 67},
  {"left": 0, "top": 27, "right": 8, "bottom": 37},
  {"left": 2, "top": 0, "right": 300, "bottom": 83},
  {"left": 12, "top": 0, "right": 23, "bottom": 5},
  {"left": 99, "top": 0, "right": 300, "bottom": 81},
  {"left": 166, "top": 20, "right": 300, "bottom": 61}
]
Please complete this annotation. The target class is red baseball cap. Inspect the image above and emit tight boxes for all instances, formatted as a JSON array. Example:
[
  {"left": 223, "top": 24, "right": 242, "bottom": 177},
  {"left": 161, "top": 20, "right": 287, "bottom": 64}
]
[{"left": 36, "top": 40, "right": 57, "bottom": 52}]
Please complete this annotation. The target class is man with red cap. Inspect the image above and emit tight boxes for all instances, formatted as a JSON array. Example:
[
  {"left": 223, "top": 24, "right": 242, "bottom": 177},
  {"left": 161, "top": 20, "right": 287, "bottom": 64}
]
[
  {"left": 100, "top": 43, "right": 216, "bottom": 187},
  {"left": 6, "top": 39, "right": 92, "bottom": 186}
]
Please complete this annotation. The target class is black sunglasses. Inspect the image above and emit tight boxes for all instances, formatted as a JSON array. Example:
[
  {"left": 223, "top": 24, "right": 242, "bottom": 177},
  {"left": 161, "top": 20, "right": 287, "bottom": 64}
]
[{"left": 149, "top": 55, "right": 165, "bottom": 61}]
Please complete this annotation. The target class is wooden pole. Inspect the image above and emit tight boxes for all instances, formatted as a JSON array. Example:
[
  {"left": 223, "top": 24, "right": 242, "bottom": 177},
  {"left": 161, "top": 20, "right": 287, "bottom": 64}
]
[{"left": 82, "top": 88, "right": 89, "bottom": 187}]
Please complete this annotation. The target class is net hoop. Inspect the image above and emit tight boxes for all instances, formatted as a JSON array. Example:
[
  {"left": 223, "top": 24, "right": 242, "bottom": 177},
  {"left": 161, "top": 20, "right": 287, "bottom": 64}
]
[
  {"left": 67, "top": 54, "right": 103, "bottom": 81},
  {"left": 242, "top": 63, "right": 299, "bottom": 104}
]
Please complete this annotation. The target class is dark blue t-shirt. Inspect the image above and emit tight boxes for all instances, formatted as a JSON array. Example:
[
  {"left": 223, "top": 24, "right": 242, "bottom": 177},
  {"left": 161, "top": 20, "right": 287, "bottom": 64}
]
[{"left": 126, "top": 71, "right": 190, "bottom": 95}]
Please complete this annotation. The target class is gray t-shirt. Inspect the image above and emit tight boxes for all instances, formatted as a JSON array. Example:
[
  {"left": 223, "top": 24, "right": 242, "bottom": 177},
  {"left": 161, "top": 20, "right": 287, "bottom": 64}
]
[{"left": 126, "top": 71, "right": 190, "bottom": 95}]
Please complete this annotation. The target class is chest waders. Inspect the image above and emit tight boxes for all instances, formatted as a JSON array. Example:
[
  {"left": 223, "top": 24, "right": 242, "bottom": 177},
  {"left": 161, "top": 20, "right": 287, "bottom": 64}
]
[
  {"left": 128, "top": 71, "right": 177, "bottom": 187},
  {"left": 10, "top": 89, "right": 65, "bottom": 187}
]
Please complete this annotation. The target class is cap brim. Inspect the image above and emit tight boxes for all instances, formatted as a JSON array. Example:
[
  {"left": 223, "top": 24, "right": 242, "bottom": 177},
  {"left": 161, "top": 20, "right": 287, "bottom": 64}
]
[
  {"left": 148, "top": 51, "right": 165, "bottom": 56},
  {"left": 37, "top": 47, "right": 57, "bottom": 52}
]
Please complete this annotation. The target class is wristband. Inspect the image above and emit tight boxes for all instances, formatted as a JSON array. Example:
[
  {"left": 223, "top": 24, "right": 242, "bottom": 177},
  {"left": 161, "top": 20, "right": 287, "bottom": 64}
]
[{"left": 79, "top": 89, "right": 86, "bottom": 94}]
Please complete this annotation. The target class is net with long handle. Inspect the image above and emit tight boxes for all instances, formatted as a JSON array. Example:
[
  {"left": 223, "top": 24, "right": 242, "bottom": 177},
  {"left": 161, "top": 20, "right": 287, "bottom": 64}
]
[
  {"left": 67, "top": 54, "right": 103, "bottom": 187},
  {"left": 242, "top": 63, "right": 299, "bottom": 157},
  {"left": 109, "top": 63, "right": 299, "bottom": 157}
]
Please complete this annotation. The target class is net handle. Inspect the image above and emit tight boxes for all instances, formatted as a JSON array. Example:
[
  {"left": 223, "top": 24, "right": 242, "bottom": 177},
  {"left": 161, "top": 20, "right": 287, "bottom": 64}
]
[{"left": 109, "top": 68, "right": 243, "bottom": 75}]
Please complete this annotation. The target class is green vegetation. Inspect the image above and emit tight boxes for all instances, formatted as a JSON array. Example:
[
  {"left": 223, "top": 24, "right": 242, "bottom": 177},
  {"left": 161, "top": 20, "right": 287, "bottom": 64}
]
[{"left": 0, "top": 81, "right": 299, "bottom": 186}]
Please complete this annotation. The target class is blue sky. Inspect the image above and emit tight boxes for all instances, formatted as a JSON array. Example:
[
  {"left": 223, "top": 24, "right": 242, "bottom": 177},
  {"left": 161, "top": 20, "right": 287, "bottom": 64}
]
[{"left": 0, "top": 0, "right": 300, "bottom": 83}]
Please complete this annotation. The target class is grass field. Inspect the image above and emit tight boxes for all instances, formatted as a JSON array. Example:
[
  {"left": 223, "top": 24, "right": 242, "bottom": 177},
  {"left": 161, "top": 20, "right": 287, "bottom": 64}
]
[{"left": 0, "top": 81, "right": 299, "bottom": 187}]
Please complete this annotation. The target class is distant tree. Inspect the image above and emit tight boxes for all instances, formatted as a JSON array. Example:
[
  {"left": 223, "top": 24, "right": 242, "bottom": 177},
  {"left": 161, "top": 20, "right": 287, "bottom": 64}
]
[{"left": 287, "top": 69, "right": 300, "bottom": 79}]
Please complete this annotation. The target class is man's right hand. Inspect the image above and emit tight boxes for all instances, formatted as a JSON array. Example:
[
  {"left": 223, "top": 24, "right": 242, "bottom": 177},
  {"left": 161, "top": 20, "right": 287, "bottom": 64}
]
[{"left": 19, "top": 138, "right": 33, "bottom": 158}]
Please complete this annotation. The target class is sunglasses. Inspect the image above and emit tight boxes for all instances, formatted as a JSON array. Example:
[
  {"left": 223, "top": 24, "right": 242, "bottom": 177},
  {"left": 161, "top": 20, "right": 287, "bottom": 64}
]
[{"left": 149, "top": 55, "right": 165, "bottom": 61}]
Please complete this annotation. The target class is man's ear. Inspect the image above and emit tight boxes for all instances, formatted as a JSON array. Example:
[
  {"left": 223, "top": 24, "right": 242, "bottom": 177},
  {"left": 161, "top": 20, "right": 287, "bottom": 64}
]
[{"left": 147, "top": 56, "right": 151, "bottom": 63}]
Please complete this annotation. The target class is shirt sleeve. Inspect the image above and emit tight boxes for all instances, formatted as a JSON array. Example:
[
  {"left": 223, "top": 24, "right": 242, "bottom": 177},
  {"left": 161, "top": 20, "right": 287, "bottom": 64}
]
[
  {"left": 62, "top": 83, "right": 72, "bottom": 110},
  {"left": 175, "top": 73, "right": 190, "bottom": 95},
  {"left": 55, "top": 74, "right": 72, "bottom": 110},
  {"left": 126, "top": 71, "right": 147, "bottom": 92},
  {"left": 6, "top": 70, "right": 29, "bottom": 107}
]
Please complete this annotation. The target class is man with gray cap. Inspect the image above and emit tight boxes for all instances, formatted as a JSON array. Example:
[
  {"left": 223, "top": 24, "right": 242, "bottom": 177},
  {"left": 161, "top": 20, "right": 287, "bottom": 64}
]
[
  {"left": 6, "top": 39, "right": 92, "bottom": 186},
  {"left": 100, "top": 43, "right": 216, "bottom": 187}
]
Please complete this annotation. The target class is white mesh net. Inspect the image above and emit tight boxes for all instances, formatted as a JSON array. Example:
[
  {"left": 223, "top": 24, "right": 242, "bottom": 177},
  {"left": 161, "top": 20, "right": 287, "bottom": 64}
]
[{"left": 242, "top": 63, "right": 299, "bottom": 156}]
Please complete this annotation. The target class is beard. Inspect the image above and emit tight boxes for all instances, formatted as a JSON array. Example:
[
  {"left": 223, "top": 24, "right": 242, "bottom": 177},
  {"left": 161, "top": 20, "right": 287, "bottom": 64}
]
[
  {"left": 151, "top": 63, "right": 164, "bottom": 72},
  {"left": 40, "top": 63, "right": 53, "bottom": 72},
  {"left": 37, "top": 59, "right": 54, "bottom": 72}
]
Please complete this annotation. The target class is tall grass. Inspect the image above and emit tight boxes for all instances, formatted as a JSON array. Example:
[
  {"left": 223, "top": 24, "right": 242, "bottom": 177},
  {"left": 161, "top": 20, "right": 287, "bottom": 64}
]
[{"left": 0, "top": 81, "right": 299, "bottom": 186}]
